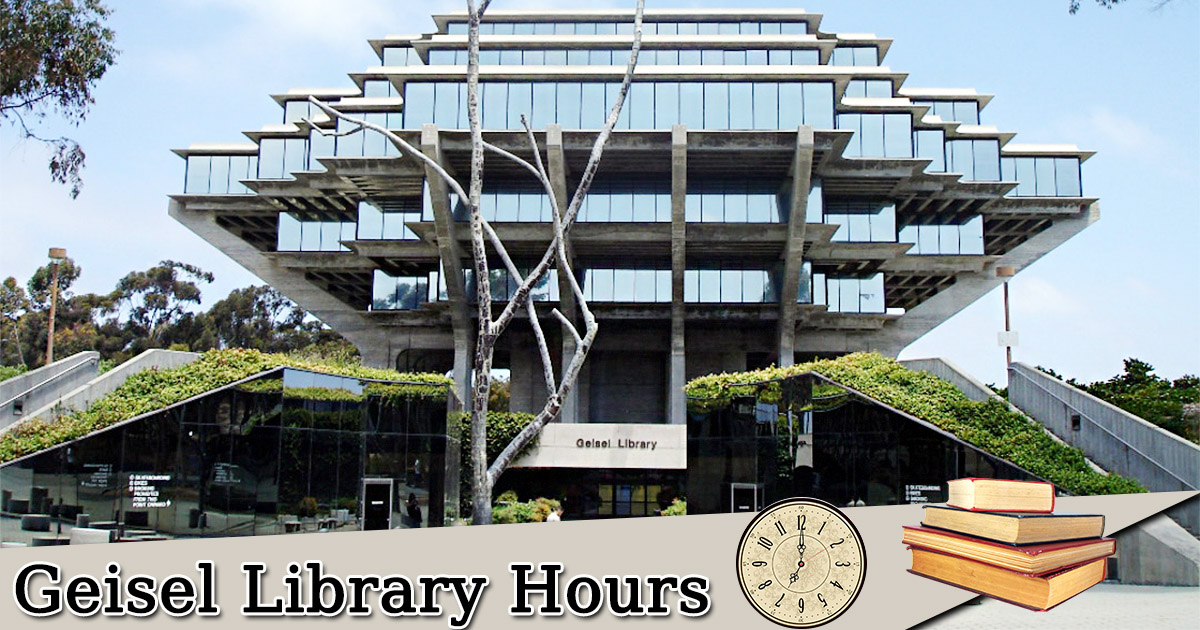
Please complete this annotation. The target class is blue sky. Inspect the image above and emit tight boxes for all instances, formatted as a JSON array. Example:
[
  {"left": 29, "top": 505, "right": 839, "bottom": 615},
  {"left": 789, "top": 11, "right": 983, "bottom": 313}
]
[{"left": 1, "top": 0, "right": 1196, "bottom": 385}]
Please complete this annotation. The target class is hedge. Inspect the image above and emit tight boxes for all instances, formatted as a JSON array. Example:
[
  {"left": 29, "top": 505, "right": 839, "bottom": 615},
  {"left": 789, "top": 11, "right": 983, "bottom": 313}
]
[
  {"left": 0, "top": 348, "right": 452, "bottom": 464},
  {"left": 685, "top": 352, "right": 1145, "bottom": 496}
]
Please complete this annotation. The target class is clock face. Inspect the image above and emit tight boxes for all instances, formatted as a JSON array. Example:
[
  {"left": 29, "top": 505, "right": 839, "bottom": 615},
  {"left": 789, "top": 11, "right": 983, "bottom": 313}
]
[{"left": 735, "top": 497, "right": 867, "bottom": 628}]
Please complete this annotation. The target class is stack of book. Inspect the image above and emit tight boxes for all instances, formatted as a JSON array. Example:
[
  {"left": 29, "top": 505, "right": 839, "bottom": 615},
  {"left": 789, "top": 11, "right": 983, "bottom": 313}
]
[{"left": 903, "top": 478, "right": 1114, "bottom": 611}]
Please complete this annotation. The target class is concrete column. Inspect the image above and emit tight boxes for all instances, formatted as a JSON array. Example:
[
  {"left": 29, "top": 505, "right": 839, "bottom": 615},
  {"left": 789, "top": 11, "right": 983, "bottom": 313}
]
[
  {"left": 421, "top": 125, "right": 473, "bottom": 407},
  {"left": 776, "top": 127, "right": 815, "bottom": 367},
  {"left": 668, "top": 125, "right": 688, "bottom": 425},
  {"left": 547, "top": 124, "right": 581, "bottom": 423}
]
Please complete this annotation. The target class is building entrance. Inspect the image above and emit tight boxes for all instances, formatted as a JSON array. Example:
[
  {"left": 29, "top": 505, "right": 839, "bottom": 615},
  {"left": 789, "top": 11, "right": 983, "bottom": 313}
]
[
  {"left": 362, "top": 479, "right": 393, "bottom": 530},
  {"left": 730, "top": 482, "right": 762, "bottom": 512}
]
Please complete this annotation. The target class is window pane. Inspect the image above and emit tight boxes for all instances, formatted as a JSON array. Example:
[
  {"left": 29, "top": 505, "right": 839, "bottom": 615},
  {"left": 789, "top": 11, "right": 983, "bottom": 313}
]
[
  {"left": 299, "top": 218, "right": 320, "bottom": 251},
  {"left": 779, "top": 83, "right": 802, "bottom": 129},
  {"left": 403, "top": 82, "right": 434, "bottom": 128},
  {"left": 258, "top": 139, "right": 284, "bottom": 178},
  {"left": 654, "top": 82, "right": 678, "bottom": 129},
  {"left": 611, "top": 188, "right": 634, "bottom": 222},
  {"left": 656, "top": 270, "right": 671, "bottom": 302},
  {"left": 793, "top": 49, "right": 819, "bottom": 65},
  {"left": 558, "top": 82, "right": 581, "bottom": 128},
  {"left": 545, "top": 49, "right": 567, "bottom": 65},
  {"left": 703, "top": 82, "right": 728, "bottom": 129},
  {"left": 507, "top": 82, "right": 532, "bottom": 129},
  {"left": 680, "top": 83, "right": 703, "bottom": 128},
  {"left": 973, "top": 140, "right": 1000, "bottom": 181},
  {"left": 729, "top": 82, "right": 753, "bottom": 129},
  {"left": 284, "top": 138, "right": 307, "bottom": 175},
  {"left": 679, "top": 49, "right": 701, "bottom": 65},
  {"left": 633, "top": 269, "right": 656, "bottom": 302},
  {"left": 701, "top": 191, "right": 723, "bottom": 222},
  {"left": 802, "top": 83, "right": 833, "bottom": 128},
  {"left": 531, "top": 82, "right": 556, "bottom": 128},
  {"left": 768, "top": 49, "right": 790, "bottom": 65},
  {"left": 185, "top": 156, "right": 210, "bottom": 193},
  {"left": 861, "top": 114, "right": 884, "bottom": 156},
  {"left": 747, "top": 49, "right": 768, "bottom": 65},
  {"left": 699, "top": 269, "right": 720, "bottom": 302},
  {"left": 630, "top": 82, "right": 654, "bottom": 129},
  {"left": 1055, "top": 158, "right": 1081, "bottom": 196},
  {"left": 884, "top": 113, "right": 912, "bottom": 158},
  {"left": 632, "top": 186, "right": 655, "bottom": 221},
  {"left": 752, "top": 82, "right": 778, "bottom": 130},
  {"left": 277, "top": 212, "right": 301, "bottom": 250}
]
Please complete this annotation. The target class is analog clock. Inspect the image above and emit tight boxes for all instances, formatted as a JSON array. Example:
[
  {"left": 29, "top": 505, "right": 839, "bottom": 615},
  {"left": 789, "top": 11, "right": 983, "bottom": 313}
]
[{"left": 735, "top": 497, "right": 867, "bottom": 627}]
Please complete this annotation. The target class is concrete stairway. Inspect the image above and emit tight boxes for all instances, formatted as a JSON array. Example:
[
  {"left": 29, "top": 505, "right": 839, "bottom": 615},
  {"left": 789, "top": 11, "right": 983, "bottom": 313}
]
[
  {"left": 1, "top": 352, "right": 100, "bottom": 431},
  {"left": 1, "top": 349, "right": 199, "bottom": 434}
]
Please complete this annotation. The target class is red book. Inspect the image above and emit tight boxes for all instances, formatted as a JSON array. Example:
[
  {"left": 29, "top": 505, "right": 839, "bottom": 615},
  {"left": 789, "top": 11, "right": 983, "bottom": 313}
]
[{"left": 902, "top": 526, "right": 1115, "bottom": 575}]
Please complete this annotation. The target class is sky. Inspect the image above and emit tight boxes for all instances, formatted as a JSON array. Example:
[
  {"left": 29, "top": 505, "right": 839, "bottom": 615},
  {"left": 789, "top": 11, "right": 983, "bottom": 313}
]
[{"left": 1, "top": 0, "right": 1197, "bottom": 386}]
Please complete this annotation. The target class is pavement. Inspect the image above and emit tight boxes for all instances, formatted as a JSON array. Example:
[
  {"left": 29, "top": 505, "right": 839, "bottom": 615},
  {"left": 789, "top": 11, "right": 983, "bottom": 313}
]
[{"left": 915, "top": 583, "right": 1200, "bottom": 629}]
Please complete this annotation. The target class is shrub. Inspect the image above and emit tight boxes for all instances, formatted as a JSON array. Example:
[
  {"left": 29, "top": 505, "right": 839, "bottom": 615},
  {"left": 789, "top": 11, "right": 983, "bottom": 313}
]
[
  {"left": 0, "top": 364, "right": 27, "bottom": 382},
  {"left": 662, "top": 498, "right": 687, "bottom": 516}
]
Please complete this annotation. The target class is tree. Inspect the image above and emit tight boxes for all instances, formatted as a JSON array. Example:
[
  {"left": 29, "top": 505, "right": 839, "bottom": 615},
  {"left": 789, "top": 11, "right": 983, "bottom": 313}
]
[
  {"left": 303, "top": 0, "right": 646, "bottom": 524},
  {"left": 0, "top": 277, "right": 30, "bottom": 367},
  {"left": 0, "top": 0, "right": 118, "bottom": 197},
  {"left": 109, "top": 260, "right": 213, "bottom": 349}
]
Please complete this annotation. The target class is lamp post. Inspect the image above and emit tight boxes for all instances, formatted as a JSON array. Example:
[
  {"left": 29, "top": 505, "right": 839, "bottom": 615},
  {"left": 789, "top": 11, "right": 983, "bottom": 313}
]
[
  {"left": 45, "top": 247, "right": 67, "bottom": 365},
  {"left": 996, "top": 265, "right": 1016, "bottom": 367}
]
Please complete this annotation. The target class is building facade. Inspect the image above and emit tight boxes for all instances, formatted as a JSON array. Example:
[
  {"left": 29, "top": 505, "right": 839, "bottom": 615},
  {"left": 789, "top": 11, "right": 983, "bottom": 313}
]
[{"left": 169, "top": 8, "right": 1095, "bottom": 506}]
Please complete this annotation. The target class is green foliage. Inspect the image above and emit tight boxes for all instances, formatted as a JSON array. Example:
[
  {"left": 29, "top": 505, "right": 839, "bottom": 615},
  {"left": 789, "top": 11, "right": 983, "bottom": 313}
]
[
  {"left": 0, "top": 348, "right": 452, "bottom": 464},
  {"left": 1, "top": 0, "right": 118, "bottom": 197},
  {"left": 1051, "top": 359, "right": 1198, "bottom": 444},
  {"left": 489, "top": 378, "right": 510, "bottom": 412},
  {"left": 493, "top": 495, "right": 561, "bottom": 524},
  {"left": 296, "top": 497, "right": 319, "bottom": 518},
  {"left": 0, "top": 364, "right": 27, "bottom": 382},
  {"left": 454, "top": 411, "right": 538, "bottom": 515},
  {"left": 662, "top": 498, "right": 687, "bottom": 516},
  {"left": 685, "top": 352, "right": 1145, "bottom": 496}
]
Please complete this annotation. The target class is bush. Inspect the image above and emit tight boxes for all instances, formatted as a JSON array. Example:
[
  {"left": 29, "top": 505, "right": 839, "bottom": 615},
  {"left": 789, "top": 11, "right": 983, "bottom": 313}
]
[
  {"left": 297, "top": 497, "right": 319, "bottom": 518},
  {"left": 492, "top": 496, "right": 560, "bottom": 524},
  {"left": 685, "top": 352, "right": 1145, "bottom": 496},
  {"left": 0, "top": 364, "right": 27, "bottom": 383},
  {"left": 662, "top": 498, "right": 687, "bottom": 516}
]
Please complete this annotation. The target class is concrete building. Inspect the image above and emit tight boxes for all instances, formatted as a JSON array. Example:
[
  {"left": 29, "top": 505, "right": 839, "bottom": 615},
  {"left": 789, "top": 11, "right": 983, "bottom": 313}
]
[{"left": 169, "top": 8, "right": 1095, "bottom": 427}]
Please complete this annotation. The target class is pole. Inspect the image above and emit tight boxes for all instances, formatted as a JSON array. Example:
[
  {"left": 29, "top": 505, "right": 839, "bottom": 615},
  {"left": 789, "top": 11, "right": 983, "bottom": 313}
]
[
  {"left": 46, "top": 260, "right": 60, "bottom": 366},
  {"left": 1002, "top": 280, "right": 1012, "bottom": 366}
]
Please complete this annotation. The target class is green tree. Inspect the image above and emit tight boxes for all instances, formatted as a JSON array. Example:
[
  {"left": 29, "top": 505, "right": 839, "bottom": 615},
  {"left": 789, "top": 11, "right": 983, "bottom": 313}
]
[
  {"left": 0, "top": 277, "right": 31, "bottom": 367},
  {"left": 110, "top": 260, "right": 213, "bottom": 349},
  {"left": 1078, "top": 359, "right": 1199, "bottom": 443},
  {"left": 0, "top": 0, "right": 118, "bottom": 197}
]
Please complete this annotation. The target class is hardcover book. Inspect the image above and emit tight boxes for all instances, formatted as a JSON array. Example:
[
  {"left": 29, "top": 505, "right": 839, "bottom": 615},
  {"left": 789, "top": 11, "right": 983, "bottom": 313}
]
[
  {"left": 908, "top": 547, "right": 1107, "bottom": 611},
  {"left": 922, "top": 505, "right": 1104, "bottom": 545},
  {"left": 946, "top": 478, "right": 1055, "bottom": 512},
  {"left": 901, "top": 526, "right": 1115, "bottom": 575}
]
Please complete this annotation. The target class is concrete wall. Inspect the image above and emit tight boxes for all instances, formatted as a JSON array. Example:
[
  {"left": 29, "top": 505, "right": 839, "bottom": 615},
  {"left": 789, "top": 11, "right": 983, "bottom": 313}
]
[
  {"left": 5, "top": 350, "right": 199, "bottom": 432},
  {"left": 899, "top": 357, "right": 1000, "bottom": 403},
  {"left": 1113, "top": 513, "right": 1200, "bottom": 586},
  {"left": 0, "top": 352, "right": 99, "bottom": 431},
  {"left": 1009, "top": 362, "right": 1200, "bottom": 535}
]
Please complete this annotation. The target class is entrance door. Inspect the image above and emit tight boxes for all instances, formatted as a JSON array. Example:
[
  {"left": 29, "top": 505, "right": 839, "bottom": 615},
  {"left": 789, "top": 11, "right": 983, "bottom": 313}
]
[
  {"left": 362, "top": 479, "right": 393, "bottom": 530},
  {"left": 730, "top": 483, "right": 762, "bottom": 513}
]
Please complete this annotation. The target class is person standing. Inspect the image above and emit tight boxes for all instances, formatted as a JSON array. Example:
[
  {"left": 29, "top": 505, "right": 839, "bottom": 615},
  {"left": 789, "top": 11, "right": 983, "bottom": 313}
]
[
  {"left": 406, "top": 493, "right": 423, "bottom": 528},
  {"left": 546, "top": 506, "right": 563, "bottom": 522}
]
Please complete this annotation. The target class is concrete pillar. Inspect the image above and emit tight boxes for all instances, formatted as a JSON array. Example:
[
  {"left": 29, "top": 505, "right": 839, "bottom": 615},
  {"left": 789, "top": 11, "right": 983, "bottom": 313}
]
[
  {"left": 668, "top": 125, "right": 688, "bottom": 425},
  {"left": 777, "top": 127, "right": 815, "bottom": 367},
  {"left": 421, "top": 125, "right": 473, "bottom": 406},
  {"left": 547, "top": 124, "right": 581, "bottom": 423}
]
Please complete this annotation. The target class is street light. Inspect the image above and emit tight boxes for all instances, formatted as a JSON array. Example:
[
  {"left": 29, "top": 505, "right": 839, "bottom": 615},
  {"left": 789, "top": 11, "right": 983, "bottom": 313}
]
[
  {"left": 996, "top": 265, "right": 1017, "bottom": 367},
  {"left": 45, "top": 247, "right": 67, "bottom": 365}
]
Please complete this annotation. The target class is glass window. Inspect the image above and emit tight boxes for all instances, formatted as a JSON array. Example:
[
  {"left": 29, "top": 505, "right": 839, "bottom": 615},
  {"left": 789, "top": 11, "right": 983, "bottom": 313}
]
[
  {"left": 383, "top": 46, "right": 412, "bottom": 65},
  {"left": 699, "top": 269, "right": 720, "bottom": 302},
  {"left": 753, "top": 82, "right": 778, "bottom": 130},
  {"left": 531, "top": 82, "right": 556, "bottom": 128},
  {"left": 747, "top": 49, "right": 768, "bottom": 65},
  {"left": 884, "top": 114, "right": 913, "bottom": 158},
  {"left": 680, "top": 83, "right": 703, "bottom": 129},
  {"left": 654, "top": 82, "right": 679, "bottom": 129},
  {"left": 792, "top": 49, "right": 820, "bottom": 65},
  {"left": 185, "top": 156, "right": 210, "bottom": 193},
  {"left": 954, "top": 101, "right": 980, "bottom": 125},
  {"left": 779, "top": 83, "right": 803, "bottom": 129},
  {"left": 545, "top": 49, "right": 567, "bottom": 65},
  {"left": 277, "top": 213, "right": 301, "bottom": 250},
  {"left": 447, "top": 23, "right": 467, "bottom": 35},
  {"left": 703, "top": 82, "right": 729, "bottom": 129},
  {"left": 403, "top": 82, "right": 435, "bottom": 128},
  {"left": 258, "top": 139, "right": 285, "bottom": 179},
  {"left": 780, "top": 21, "right": 806, "bottom": 35},
  {"left": 724, "top": 49, "right": 746, "bottom": 65},
  {"left": 729, "top": 83, "right": 753, "bottom": 129},
  {"left": 679, "top": 49, "right": 701, "bottom": 65},
  {"left": 854, "top": 47, "right": 877, "bottom": 66},
  {"left": 657, "top": 22, "right": 677, "bottom": 35},
  {"left": 861, "top": 114, "right": 884, "bottom": 157},
  {"left": 482, "top": 82, "right": 507, "bottom": 129},
  {"left": 567, "top": 49, "right": 588, "bottom": 65},
  {"left": 802, "top": 83, "right": 834, "bottom": 128},
  {"left": 507, "top": 82, "right": 532, "bottom": 129},
  {"left": 1055, "top": 157, "right": 1081, "bottom": 196},
  {"left": 358, "top": 201, "right": 383, "bottom": 239},
  {"left": 558, "top": 82, "right": 582, "bottom": 128},
  {"left": 499, "top": 49, "right": 522, "bottom": 65},
  {"left": 433, "top": 82, "right": 459, "bottom": 128},
  {"left": 768, "top": 49, "right": 790, "bottom": 65},
  {"left": 363, "top": 80, "right": 391, "bottom": 98},
  {"left": 915, "top": 129, "right": 946, "bottom": 172},
  {"left": 701, "top": 49, "right": 723, "bottom": 65},
  {"left": 629, "top": 82, "right": 654, "bottom": 129},
  {"left": 677, "top": 22, "right": 698, "bottom": 35}
]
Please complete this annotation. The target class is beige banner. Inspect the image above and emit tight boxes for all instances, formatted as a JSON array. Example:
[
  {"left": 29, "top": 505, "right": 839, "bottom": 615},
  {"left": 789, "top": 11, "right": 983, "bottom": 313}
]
[{"left": 0, "top": 491, "right": 1193, "bottom": 627}]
